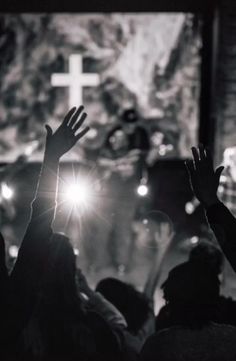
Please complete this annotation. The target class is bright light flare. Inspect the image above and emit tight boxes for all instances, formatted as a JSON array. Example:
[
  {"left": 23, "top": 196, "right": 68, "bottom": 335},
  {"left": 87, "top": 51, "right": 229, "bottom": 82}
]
[
  {"left": 137, "top": 184, "right": 149, "bottom": 197},
  {"left": 73, "top": 248, "right": 79, "bottom": 256},
  {"left": 2, "top": 183, "right": 14, "bottom": 200},
  {"left": 190, "top": 236, "right": 199, "bottom": 245},
  {"left": 65, "top": 182, "right": 92, "bottom": 207},
  {"left": 185, "top": 201, "right": 195, "bottom": 214},
  {"left": 9, "top": 245, "right": 19, "bottom": 258}
]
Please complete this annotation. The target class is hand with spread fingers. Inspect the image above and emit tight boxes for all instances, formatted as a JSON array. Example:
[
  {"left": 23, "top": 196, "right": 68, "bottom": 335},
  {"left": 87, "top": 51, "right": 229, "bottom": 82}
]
[
  {"left": 185, "top": 145, "right": 224, "bottom": 207},
  {"left": 45, "top": 106, "right": 90, "bottom": 159}
]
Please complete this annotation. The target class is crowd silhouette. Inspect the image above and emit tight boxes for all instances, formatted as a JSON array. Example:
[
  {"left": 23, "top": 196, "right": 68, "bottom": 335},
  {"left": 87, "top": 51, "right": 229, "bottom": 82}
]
[{"left": 1, "top": 106, "right": 236, "bottom": 361}]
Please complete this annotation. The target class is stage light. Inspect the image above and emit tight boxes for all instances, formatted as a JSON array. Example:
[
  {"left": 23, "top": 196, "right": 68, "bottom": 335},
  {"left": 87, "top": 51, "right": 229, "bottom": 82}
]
[
  {"left": 65, "top": 182, "right": 92, "bottom": 207},
  {"left": 2, "top": 183, "right": 14, "bottom": 200},
  {"left": 137, "top": 176, "right": 149, "bottom": 197},
  {"left": 9, "top": 245, "right": 19, "bottom": 258},
  {"left": 73, "top": 248, "right": 79, "bottom": 256},
  {"left": 185, "top": 201, "right": 195, "bottom": 214},
  {"left": 137, "top": 184, "right": 149, "bottom": 197},
  {"left": 190, "top": 236, "right": 199, "bottom": 245}
]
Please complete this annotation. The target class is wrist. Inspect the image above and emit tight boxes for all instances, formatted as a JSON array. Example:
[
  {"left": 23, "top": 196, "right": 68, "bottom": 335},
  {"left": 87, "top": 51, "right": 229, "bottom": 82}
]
[{"left": 44, "top": 149, "right": 60, "bottom": 164}]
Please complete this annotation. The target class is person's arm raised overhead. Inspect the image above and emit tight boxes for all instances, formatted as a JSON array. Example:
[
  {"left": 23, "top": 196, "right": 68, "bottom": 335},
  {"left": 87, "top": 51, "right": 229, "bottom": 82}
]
[
  {"left": 12, "top": 105, "right": 89, "bottom": 273},
  {"left": 144, "top": 222, "right": 174, "bottom": 301},
  {"left": 186, "top": 145, "right": 236, "bottom": 272},
  {"left": 185, "top": 145, "right": 223, "bottom": 208},
  {"left": 32, "top": 105, "right": 89, "bottom": 223},
  {"left": 9, "top": 106, "right": 89, "bottom": 339}
]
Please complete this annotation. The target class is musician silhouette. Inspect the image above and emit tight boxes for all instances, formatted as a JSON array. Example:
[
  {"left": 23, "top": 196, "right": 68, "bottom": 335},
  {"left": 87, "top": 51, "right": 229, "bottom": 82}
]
[{"left": 90, "top": 108, "right": 150, "bottom": 276}]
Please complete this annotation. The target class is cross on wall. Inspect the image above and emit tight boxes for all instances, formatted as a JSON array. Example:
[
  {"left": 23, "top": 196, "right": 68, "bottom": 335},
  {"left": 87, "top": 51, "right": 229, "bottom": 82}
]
[{"left": 51, "top": 54, "right": 100, "bottom": 108}]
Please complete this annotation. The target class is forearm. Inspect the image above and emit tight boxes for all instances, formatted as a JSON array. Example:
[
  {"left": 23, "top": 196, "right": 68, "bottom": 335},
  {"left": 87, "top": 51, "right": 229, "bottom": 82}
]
[
  {"left": 86, "top": 291, "right": 128, "bottom": 329},
  {"left": 121, "top": 310, "right": 155, "bottom": 355},
  {"left": 30, "top": 151, "right": 59, "bottom": 225},
  {"left": 144, "top": 253, "right": 166, "bottom": 299},
  {"left": 11, "top": 151, "right": 59, "bottom": 285},
  {"left": 8, "top": 151, "right": 60, "bottom": 334},
  {"left": 206, "top": 202, "right": 236, "bottom": 272}
]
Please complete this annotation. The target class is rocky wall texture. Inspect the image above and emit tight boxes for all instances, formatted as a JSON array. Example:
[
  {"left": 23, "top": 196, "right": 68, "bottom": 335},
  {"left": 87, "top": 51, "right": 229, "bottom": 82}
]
[
  {"left": 0, "top": 13, "right": 201, "bottom": 161},
  {"left": 214, "top": 1, "right": 236, "bottom": 163}
]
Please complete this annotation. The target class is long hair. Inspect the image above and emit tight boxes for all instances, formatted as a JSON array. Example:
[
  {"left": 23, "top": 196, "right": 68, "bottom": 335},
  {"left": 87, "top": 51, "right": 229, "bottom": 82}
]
[{"left": 23, "top": 233, "right": 89, "bottom": 360}]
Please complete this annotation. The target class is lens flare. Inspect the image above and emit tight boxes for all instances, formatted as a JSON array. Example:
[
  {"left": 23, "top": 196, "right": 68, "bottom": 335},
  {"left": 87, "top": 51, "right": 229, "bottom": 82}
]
[
  {"left": 2, "top": 183, "right": 14, "bottom": 200},
  {"left": 137, "top": 184, "right": 149, "bottom": 197}
]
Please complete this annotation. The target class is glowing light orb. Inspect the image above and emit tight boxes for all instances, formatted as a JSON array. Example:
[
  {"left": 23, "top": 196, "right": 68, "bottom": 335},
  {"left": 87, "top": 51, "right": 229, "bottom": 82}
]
[
  {"left": 190, "top": 236, "right": 199, "bottom": 245},
  {"left": 185, "top": 202, "right": 195, "bottom": 214},
  {"left": 9, "top": 245, "right": 19, "bottom": 258},
  {"left": 65, "top": 182, "right": 92, "bottom": 206},
  {"left": 2, "top": 183, "right": 14, "bottom": 200},
  {"left": 137, "top": 184, "right": 149, "bottom": 197},
  {"left": 73, "top": 248, "right": 79, "bottom": 256}
]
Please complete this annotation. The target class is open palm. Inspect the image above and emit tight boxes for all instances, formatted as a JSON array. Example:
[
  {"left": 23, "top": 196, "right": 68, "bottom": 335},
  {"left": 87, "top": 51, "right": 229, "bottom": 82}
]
[{"left": 45, "top": 106, "right": 89, "bottom": 159}]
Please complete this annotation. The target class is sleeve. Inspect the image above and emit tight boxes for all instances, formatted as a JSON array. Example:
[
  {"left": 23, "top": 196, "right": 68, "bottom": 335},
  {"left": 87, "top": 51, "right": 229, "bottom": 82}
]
[
  {"left": 117, "top": 307, "right": 156, "bottom": 357},
  {"left": 86, "top": 291, "right": 128, "bottom": 329},
  {"left": 206, "top": 202, "right": 236, "bottom": 272}
]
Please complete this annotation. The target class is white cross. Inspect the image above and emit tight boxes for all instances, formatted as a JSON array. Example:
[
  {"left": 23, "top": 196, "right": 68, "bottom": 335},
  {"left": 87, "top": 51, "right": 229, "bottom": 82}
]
[{"left": 51, "top": 54, "right": 100, "bottom": 107}]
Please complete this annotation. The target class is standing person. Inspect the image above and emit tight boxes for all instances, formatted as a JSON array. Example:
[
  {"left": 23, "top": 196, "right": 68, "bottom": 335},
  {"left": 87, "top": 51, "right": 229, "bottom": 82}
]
[
  {"left": 140, "top": 261, "right": 236, "bottom": 361},
  {"left": 4, "top": 106, "right": 89, "bottom": 359},
  {"left": 95, "top": 108, "right": 150, "bottom": 276}
]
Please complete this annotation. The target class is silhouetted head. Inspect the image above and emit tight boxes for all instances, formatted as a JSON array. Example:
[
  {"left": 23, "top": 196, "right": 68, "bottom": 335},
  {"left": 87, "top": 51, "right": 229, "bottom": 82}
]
[
  {"left": 162, "top": 261, "right": 220, "bottom": 306},
  {"left": 96, "top": 277, "right": 150, "bottom": 333},
  {"left": 41, "top": 233, "right": 78, "bottom": 307},
  {"left": 189, "top": 242, "right": 224, "bottom": 276},
  {"left": 161, "top": 262, "right": 220, "bottom": 327}
]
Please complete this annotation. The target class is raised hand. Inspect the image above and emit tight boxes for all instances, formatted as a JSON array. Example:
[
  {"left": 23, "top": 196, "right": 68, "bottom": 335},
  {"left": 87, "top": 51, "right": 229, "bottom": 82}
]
[
  {"left": 45, "top": 106, "right": 89, "bottom": 159},
  {"left": 185, "top": 145, "right": 224, "bottom": 207}
]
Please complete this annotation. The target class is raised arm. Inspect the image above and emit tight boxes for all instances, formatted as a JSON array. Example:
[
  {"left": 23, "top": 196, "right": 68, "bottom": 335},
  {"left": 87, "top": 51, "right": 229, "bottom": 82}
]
[
  {"left": 144, "top": 223, "right": 174, "bottom": 300},
  {"left": 7, "top": 106, "right": 89, "bottom": 342},
  {"left": 12, "top": 106, "right": 89, "bottom": 270},
  {"left": 186, "top": 146, "right": 236, "bottom": 272},
  {"left": 32, "top": 106, "right": 88, "bottom": 221}
]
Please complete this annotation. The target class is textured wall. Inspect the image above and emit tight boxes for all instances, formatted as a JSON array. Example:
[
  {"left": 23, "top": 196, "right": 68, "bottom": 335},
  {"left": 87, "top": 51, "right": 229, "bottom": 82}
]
[
  {"left": 0, "top": 13, "right": 201, "bottom": 161},
  {"left": 215, "top": 1, "right": 236, "bottom": 163}
]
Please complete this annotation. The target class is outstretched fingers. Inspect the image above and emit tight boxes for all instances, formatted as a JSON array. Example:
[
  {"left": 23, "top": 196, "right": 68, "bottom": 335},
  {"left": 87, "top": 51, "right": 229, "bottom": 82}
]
[
  {"left": 215, "top": 166, "right": 224, "bottom": 182},
  {"left": 68, "top": 105, "right": 85, "bottom": 128},
  {"left": 198, "top": 144, "right": 206, "bottom": 161},
  {"left": 64, "top": 105, "right": 89, "bottom": 139},
  {"left": 73, "top": 112, "right": 87, "bottom": 133},
  {"left": 191, "top": 147, "right": 200, "bottom": 167},
  {"left": 63, "top": 107, "right": 77, "bottom": 126},
  {"left": 75, "top": 126, "right": 90, "bottom": 141}
]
